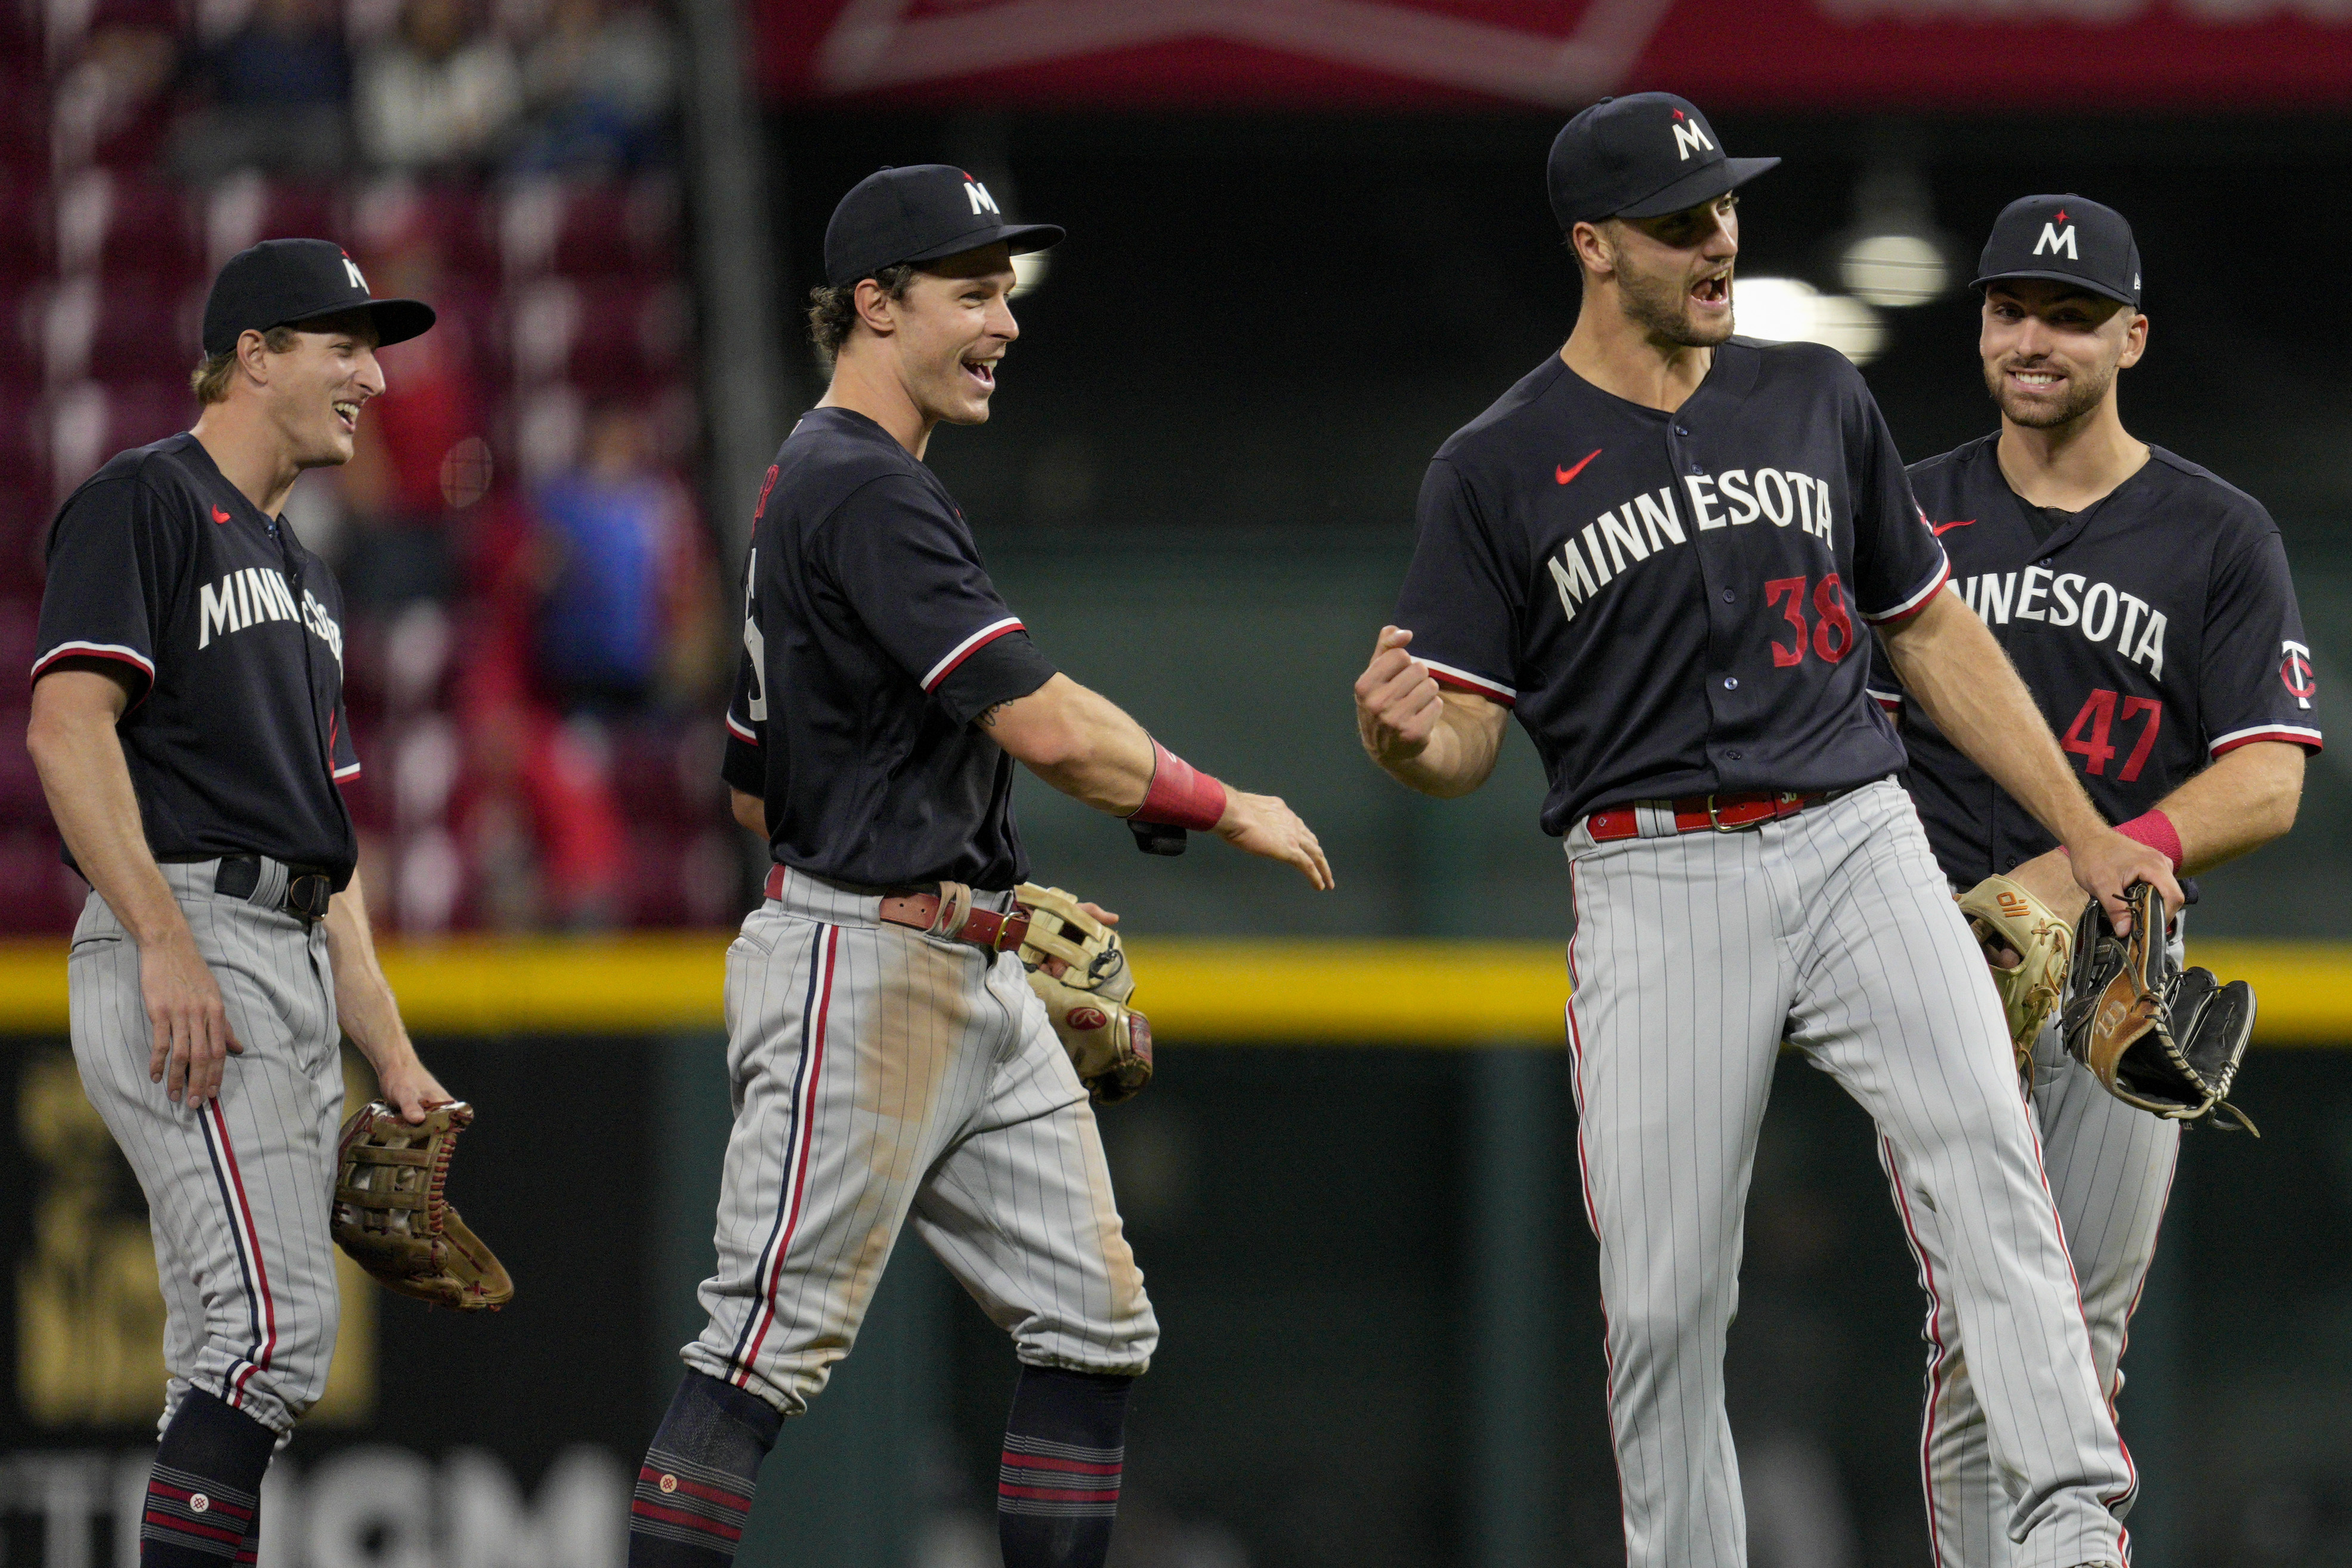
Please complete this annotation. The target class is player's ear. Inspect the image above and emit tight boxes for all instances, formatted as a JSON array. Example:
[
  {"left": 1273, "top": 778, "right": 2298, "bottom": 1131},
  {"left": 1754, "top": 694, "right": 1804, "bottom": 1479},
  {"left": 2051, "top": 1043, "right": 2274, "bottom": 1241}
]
[
  {"left": 1570, "top": 219, "right": 1615, "bottom": 284},
  {"left": 851, "top": 276, "right": 901, "bottom": 339},
  {"left": 2116, "top": 311, "right": 2149, "bottom": 371},
  {"left": 235, "top": 328, "right": 273, "bottom": 388}
]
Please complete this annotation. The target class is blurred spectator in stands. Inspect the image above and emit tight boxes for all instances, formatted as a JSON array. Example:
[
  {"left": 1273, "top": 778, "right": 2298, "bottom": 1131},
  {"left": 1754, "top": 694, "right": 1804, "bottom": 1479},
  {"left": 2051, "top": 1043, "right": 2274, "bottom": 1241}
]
[
  {"left": 170, "top": 0, "right": 353, "bottom": 182},
  {"left": 354, "top": 0, "right": 521, "bottom": 171},
  {"left": 530, "top": 401, "right": 717, "bottom": 715},
  {"left": 451, "top": 617, "right": 629, "bottom": 930},
  {"left": 511, "top": 0, "right": 675, "bottom": 173},
  {"left": 337, "top": 231, "right": 484, "bottom": 604},
  {"left": 51, "top": 0, "right": 180, "bottom": 171}
]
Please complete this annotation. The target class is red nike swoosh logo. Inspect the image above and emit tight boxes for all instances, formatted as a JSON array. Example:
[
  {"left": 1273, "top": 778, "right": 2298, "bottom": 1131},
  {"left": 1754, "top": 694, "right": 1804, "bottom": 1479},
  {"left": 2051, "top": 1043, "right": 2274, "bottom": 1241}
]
[
  {"left": 1929, "top": 517, "right": 1976, "bottom": 536},
  {"left": 1556, "top": 449, "right": 1602, "bottom": 486},
  {"left": 212, "top": 507, "right": 231, "bottom": 524}
]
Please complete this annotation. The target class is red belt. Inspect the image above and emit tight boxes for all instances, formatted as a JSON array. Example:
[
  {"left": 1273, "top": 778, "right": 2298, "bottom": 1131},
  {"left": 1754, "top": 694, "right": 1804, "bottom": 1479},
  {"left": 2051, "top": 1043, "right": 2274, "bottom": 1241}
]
[
  {"left": 764, "top": 865, "right": 1031, "bottom": 952},
  {"left": 1587, "top": 789, "right": 1839, "bottom": 842}
]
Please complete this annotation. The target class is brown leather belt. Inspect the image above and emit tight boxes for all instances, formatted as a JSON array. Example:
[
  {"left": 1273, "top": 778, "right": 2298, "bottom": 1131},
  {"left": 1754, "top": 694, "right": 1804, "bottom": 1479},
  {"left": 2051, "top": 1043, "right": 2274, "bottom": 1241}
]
[
  {"left": 763, "top": 865, "right": 1030, "bottom": 951},
  {"left": 1587, "top": 787, "right": 1846, "bottom": 842}
]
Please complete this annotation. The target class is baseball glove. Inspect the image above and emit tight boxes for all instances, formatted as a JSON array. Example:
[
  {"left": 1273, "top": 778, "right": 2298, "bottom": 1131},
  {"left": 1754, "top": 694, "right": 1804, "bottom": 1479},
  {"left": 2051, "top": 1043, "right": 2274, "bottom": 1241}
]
[
  {"left": 1956, "top": 874, "right": 2073, "bottom": 1076},
  {"left": 2061, "top": 882, "right": 2258, "bottom": 1133},
  {"left": 331, "top": 1100, "right": 515, "bottom": 1309},
  {"left": 1013, "top": 883, "right": 1154, "bottom": 1106}
]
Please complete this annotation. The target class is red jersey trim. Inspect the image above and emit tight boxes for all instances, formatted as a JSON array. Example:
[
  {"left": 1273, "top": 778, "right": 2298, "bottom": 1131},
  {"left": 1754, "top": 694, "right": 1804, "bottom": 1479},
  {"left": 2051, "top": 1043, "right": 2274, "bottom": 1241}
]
[
  {"left": 725, "top": 712, "right": 759, "bottom": 744},
  {"left": 920, "top": 618, "right": 1023, "bottom": 694},
  {"left": 31, "top": 641, "right": 157, "bottom": 686},
  {"left": 1861, "top": 558, "right": 1952, "bottom": 627},
  {"left": 1421, "top": 658, "right": 1517, "bottom": 708},
  {"left": 2209, "top": 724, "right": 2322, "bottom": 757}
]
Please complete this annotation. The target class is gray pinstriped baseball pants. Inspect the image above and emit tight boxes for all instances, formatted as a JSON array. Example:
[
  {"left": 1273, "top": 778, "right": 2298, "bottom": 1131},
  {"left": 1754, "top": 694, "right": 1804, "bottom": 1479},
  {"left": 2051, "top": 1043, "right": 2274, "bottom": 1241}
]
[
  {"left": 67, "top": 859, "right": 344, "bottom": 1439},
  {"left": 1892, "top": 944, "right": 2183, "bottom": 1567},
  {"left": 1562, "top": 780, "right": 2130, "bottom": 1568},
  {"left": 681, "top": 870, "right": 1157, "bottom": 1417}
]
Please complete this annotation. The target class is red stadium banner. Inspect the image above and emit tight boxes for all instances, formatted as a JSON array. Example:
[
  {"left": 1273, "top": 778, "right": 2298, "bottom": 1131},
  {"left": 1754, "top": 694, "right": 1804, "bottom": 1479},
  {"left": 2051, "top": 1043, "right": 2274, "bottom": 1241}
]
[{"left": 758, "top": 0, "right": 2352, "bottom": 110}]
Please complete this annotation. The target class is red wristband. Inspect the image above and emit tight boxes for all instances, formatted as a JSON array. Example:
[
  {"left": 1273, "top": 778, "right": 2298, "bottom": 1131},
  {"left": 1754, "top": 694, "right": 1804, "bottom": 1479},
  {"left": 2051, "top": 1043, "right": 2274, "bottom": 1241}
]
[
  {"left": 2114, "top": 809, "right": 2184, "bottom": 870},
  {"left": 1130, "top": 740, "right": 1228, "bottom": 831}
]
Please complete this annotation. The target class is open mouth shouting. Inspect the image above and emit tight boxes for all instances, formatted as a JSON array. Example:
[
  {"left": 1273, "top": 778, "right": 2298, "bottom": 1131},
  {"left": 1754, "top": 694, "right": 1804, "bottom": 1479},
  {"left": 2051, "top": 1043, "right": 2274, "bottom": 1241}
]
[
  {"left": 960, "top": 355, "right": 998, "bottom": 393},
  {"left": 1690, "top": 269, "right": 1731, "bottom": 313}
]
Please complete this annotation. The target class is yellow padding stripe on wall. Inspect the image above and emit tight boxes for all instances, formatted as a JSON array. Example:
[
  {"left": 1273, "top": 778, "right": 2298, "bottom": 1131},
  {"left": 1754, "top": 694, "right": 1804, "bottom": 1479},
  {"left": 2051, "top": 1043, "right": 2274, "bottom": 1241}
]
[{"left": 0, "top": 936, "right": 2342, "bottom": 1043}]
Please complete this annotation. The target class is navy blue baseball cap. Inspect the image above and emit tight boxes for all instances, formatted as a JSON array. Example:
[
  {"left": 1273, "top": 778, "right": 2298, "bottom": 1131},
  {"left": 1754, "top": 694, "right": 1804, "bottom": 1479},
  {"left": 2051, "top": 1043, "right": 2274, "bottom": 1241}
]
[
  {"left": 1973, "top": 194, "right": 2141, "bottom": 308},
  {"left": 202, "top": 238, "right": 435, "bottom": 356},
  {"left": 1547, "top": 92, "right": 1779, "bottom": 230},
  {"left": 823, "top": 165, "right": 1063, "bottom": 288}
]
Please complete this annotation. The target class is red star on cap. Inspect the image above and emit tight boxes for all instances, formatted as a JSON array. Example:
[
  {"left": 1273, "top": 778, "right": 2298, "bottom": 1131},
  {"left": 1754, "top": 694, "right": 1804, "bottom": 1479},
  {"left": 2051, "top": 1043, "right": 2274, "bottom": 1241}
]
[
  {"left": 1673, "top": 109, "right": 1684, "bottom": 119},
  {"left": 2054, "top": 209, "right": 2068, "bottom": 222}
]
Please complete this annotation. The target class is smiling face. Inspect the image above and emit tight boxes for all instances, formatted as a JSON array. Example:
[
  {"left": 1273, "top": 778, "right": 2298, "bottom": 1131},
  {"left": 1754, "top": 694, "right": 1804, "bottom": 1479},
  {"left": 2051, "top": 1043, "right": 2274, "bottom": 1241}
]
[
  {"left": 1587, "top": 193, "right": 1740, "bottom": 350},
  {"left": 871, "top": 243, "right": 1019, "bottom": 429},
  {"left": 1979, "top": 278, "right": 2146, "bottom": 431},
  {"left": 258, "top": 311, "right": 385, "bottom": 468}
]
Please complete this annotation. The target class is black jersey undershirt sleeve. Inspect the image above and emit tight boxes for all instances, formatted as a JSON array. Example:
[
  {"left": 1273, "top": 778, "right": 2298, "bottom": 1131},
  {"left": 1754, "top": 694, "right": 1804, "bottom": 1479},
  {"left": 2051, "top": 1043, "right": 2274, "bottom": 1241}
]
[
  {"left": 820, "top": 475, "right": 1056, "bottom": 727},
  {"left": 32, "top": 476, "right": 183, "bottom": 701},
  {"left": 1392, "top": 457, "right": 1522, "bottom": 706},
  {"left": 1844, "top": 389, "right": 1949, "bottom": 625},
  {"left": 2198, "top": 523, "right": 2322, "bottom": 757}
]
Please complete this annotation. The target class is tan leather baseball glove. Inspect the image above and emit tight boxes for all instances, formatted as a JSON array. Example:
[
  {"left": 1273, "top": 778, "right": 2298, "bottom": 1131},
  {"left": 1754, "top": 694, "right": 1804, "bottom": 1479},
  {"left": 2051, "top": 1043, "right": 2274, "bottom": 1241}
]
[
  {"left": 2063, "top": 882, "right": 2258, "bottom": 1133},
  {"left": 1013, "top": 883, "right": 1154, "bottom": 1106},
  {"left": 1957, "top": 873, "right": 2073, "bottom": 1077},
  {"left": 332, "top": 1100, "right": 515, "bottom": 1309}
]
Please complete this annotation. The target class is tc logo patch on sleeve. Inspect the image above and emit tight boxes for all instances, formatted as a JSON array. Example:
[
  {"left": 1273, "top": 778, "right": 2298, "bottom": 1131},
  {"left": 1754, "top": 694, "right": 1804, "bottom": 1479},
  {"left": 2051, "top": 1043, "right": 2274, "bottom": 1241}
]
[{"left": 2281, "top": 641, "right": 2316, "bottom": 709}]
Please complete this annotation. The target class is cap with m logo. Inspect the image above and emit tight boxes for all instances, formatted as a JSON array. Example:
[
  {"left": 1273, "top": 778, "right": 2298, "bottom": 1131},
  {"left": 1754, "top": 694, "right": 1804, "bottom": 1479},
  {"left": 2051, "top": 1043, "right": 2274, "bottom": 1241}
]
[
  {"left": 1546, "top": 92, "right": 1779, "bottom": 230},
  {"left": 823, "top": 165, "right": 1062, "bottom": 288},
  {"left": 1972, "top": 193, "right": 2142, "bottom": 307},
  {"left": 201, "top": 237, "right": 436, "bottom": 355}
]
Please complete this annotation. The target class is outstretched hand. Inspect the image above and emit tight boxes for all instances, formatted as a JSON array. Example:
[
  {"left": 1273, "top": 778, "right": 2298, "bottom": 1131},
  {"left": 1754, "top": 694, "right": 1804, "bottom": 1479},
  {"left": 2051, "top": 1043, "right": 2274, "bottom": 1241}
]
[{"left": 1215, "top": 790, "right": 1335, "bottom": 890}]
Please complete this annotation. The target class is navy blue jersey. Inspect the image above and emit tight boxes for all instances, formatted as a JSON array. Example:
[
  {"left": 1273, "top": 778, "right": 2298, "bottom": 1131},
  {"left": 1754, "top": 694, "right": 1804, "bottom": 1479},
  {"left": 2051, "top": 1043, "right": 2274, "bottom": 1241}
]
[
  {"left": 32, "top": 432, "right": 361, "bottom": 883},
  {"left": 1873, "top": 435, "right": 2322, "bottom": 886},
  {"left": 721, "top": 407, "right": 1058, "bottom": 891},
  {"left": 1395, "top": 341, "right": 1949, "bottom": 834}
]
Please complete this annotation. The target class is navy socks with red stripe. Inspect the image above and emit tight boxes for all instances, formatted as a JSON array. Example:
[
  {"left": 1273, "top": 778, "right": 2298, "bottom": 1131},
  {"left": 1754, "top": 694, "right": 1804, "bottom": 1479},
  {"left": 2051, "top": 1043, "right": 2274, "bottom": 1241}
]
[
  {"left": 997, "top": 1366, "right": 1133, "bottom": 1568},
  {"left": 142, "top": 1388, "right": 274, "bottom": 1565},
  {"left": 628, "top": 1370, "right": 782, "bottom": 1566}
]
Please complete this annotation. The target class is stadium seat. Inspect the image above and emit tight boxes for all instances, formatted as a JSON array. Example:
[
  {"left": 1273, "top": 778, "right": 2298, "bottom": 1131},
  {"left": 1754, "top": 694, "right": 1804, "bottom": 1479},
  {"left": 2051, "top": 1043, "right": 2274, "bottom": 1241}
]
[
  {"left": 499, "top": 177, "right": 679, "bottom": 280},
  {"left": 44, "top": 379, "right": 193, "bottom": 499},
  {"left": 52, "top": 169, "right": 204, "bottom": 286},
  {"left": 38, "top": 275, "right": 198, "bottom": 384},
  {"left": 205, "top": 174, "right": 348, "bottom": 270}
]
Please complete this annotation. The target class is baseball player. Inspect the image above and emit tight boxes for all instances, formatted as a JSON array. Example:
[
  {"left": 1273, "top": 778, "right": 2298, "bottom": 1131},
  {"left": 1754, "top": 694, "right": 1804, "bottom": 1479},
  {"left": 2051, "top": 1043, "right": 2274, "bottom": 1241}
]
[
  {"left": 1352, "top": 95, "right": 2180, "bottom": 1568},
  {"left": 1870, "top": 194, "right": 2320, "bottom": 1566},
  {"left": 626, "top": 166, "right": 1330, "bottom": 1568},
  {"left": 25, "top": 240, "right": 446, "bottom": 1566}
]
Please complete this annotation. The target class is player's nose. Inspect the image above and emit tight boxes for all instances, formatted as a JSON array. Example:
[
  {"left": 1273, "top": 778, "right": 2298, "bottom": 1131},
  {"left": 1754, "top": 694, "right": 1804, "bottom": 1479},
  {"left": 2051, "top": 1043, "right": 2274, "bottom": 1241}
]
[{"left": 352, "top": 344, "right": 387, "bottom": 397}]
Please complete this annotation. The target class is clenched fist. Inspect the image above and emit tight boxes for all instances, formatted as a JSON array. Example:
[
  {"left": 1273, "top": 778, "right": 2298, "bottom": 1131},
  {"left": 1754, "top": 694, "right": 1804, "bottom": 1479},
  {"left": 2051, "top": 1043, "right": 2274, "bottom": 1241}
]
[{"left": 1354, "top": 626, "right": 1445, "bottom": 765}]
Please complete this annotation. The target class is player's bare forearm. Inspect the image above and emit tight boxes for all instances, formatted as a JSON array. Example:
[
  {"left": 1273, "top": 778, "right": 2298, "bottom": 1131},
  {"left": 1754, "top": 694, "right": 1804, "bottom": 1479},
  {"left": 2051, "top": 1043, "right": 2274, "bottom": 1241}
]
[
  {"left": 1881, "top": 587, "right": 2180, "bottom": 927},
  {"left": 325, "top": 868, "right": 447, "bottom": 1122},
  {"left": 1353, "top": 626, "right": 1508, "bottom": 798},
  {"left": 988, "top": 673, "right": 1334, "bottom": 889},
  {"left": 29, "top": 666, "right": 246, "bottom": 1103},
  {"left": 731, "top": 787, "right": 766, "bottom": 836},
  {"left": 29, "top": 669, "right": 197, "bottom": 949},
  {"left": 2008, "top": 740, "right": 2305, "bottom": 918},
  {"left": 984, "top": 673, "right": 1158, "bottom": 815}
]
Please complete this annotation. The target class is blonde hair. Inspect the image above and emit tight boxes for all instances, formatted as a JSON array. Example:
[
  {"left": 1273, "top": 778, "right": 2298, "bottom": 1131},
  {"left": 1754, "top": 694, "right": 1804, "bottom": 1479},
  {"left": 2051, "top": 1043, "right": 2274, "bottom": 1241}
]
[{"left": 189, "top": 325, "right": 302, "bottom": 405}]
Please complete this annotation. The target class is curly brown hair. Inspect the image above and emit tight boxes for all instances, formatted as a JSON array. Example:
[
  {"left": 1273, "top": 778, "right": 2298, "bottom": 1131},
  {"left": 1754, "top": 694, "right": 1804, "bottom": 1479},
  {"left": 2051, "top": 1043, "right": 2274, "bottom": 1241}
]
[{"left": 806, "top": 263, "right": 919, "bottom": 365}]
